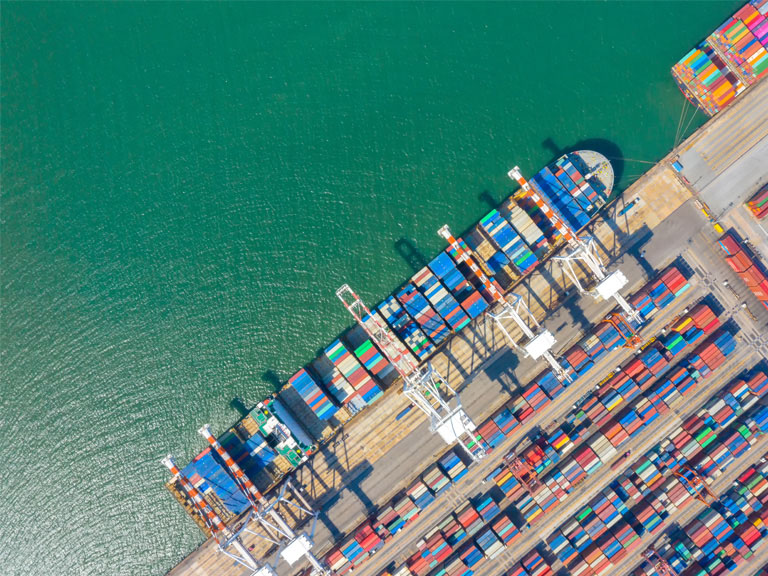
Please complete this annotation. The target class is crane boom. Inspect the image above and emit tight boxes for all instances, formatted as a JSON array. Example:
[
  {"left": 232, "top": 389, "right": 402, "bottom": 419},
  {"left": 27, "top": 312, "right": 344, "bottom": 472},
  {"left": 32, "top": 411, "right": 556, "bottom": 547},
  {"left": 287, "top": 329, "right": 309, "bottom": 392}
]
[
  {"left": 198, "top": 426, "right": 329, "bottom": 575},
  {"left": 163, "top": 455, "right": 266, "bottom": 573},
  {"left": 199, "top": 425, "right": 266, "bottom": 508},
  {"left": 336, "top": 285, "right": 486, "bottom": 461},
  {"left": 163, "top": 455, "right": 231, "bottom": 540},
  {"left": 508, "top": 166, "right": 641, "bottom": 324},
  {"left": 336, "top": 284, "right": 417, "bottom": 378},
  {"left": 438, "top": 225, "right": 571, "bottom": 382}
]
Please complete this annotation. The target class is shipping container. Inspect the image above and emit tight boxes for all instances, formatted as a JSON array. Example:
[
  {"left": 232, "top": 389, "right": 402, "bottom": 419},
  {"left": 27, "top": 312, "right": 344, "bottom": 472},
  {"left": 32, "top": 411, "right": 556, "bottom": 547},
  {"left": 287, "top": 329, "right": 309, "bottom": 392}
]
[
  {"left": 379, "top": 296, "right": 435, "bottom": 360},
  {"left": 288, "top": 368, "right": 340, "bottom": 421},
  {"left": 397, "top": 283, "right": 451, "bottom": 345},
  {"left": 414, "top": 264, "right": 471, "bottom": 332},
  {"left": 478, "top": 209, "right": 539, "bottom": 275}
]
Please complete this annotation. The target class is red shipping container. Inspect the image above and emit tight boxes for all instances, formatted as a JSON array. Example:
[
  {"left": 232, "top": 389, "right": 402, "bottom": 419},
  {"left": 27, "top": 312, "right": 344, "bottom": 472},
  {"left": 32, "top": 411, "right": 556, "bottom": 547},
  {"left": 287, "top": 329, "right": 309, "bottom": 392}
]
[
  {"left": 743, "top": 265, "right": 767, "bottom": 286},
  {"left": 718, "top": 233, "right": 741, "bottom": 255},
  {"left": 726, "top": 251, "right": 753, "bottom": 273}
]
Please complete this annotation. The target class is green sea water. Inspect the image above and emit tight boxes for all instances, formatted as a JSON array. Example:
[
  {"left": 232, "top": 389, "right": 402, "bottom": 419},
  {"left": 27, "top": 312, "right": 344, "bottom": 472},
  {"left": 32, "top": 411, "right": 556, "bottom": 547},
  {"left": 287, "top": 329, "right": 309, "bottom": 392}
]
[{"left": 1, "top": 2, "right": 745, "bottom": 574}]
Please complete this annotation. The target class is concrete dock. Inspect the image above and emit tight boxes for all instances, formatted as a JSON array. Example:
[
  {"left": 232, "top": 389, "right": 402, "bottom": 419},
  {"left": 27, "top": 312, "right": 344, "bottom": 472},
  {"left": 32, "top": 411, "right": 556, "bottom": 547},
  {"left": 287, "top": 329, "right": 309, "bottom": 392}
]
[{"left": 167, "top": 77, "right": 768, "bottom": 576}]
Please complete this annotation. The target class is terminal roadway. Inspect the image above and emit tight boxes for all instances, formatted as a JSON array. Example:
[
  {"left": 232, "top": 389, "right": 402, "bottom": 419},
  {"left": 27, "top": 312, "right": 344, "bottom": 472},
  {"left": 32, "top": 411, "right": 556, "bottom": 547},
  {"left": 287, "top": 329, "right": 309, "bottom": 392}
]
[{"left": 677, "top": 76, "right": 768, "bottom": 218}]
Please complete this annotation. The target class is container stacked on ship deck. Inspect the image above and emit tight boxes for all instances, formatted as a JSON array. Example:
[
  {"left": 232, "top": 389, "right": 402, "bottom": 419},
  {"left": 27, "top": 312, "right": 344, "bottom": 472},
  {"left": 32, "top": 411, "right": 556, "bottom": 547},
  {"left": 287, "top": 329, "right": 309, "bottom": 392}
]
[
  {"left": 428, "top": 252, "right": 489, "bottom": 320},
  {"left": 413, "top": 264, "right": 471, "bottom": 331},
  {"left": 478, "top": 209, "right": 538, "bottom": 275},
  {"left": 289, "top": 368, "right": 339, "bottom": 421},
  {"left": 397, "top": 283, "right": 451, "bottom": 345},
  {"left": 671, "top": 0, "right": 768, "bottom": 114},
  {"left": 498, "top": 198, "right": 551, "bottom": 259},
  {"left": 315, "top": 351, "right": 365, "bottom": 412},
  {"left": 672, "top": 42, "right": 743, "bottom": 115},
  {"left": 530, "top": 160, "right": 591, "bottom": 232},
  {"left": 378, "top": 296, "right": 435, "bottom": 360}
]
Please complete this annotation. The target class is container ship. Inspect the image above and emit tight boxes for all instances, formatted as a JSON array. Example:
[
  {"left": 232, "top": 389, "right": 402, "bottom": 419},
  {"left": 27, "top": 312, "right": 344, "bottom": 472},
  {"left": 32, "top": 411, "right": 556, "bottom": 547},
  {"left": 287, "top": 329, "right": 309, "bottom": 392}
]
[
  {"left": 672, "top": 0, "right": 768, "bottom": 116},
  {"left": 164, "top": 150, "right": 613, "bottom": 531}
]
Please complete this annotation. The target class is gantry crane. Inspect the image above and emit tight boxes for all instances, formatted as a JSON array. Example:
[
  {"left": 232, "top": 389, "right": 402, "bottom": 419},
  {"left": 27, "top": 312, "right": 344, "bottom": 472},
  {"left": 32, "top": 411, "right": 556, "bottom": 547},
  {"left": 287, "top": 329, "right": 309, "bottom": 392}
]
[
  {"left": 438, "top": 225, "right": 572, "bottom": 382},
  {"left": 196, "top": 425, "right": 329, "bottom": 575},
  {"left": 336, "top": 284, "right": 486, "bottom": 462},
  {"left": 674, "top": 465, "right": 716, "bottom": 505},
  {"left": 162, "top": 455, "right": 275, "bottom": 576},
  {"left": 642, "top": 547, "right": 677, "bottom": 576},
  {"left": 508, "top": 166, "right": 642, "bottom": 325},
  {"left": 504, "top": 451, "right": 541, "bottom": 494},
  {"left": 603, "top": 312, "right": 643, "bottom": 348}
]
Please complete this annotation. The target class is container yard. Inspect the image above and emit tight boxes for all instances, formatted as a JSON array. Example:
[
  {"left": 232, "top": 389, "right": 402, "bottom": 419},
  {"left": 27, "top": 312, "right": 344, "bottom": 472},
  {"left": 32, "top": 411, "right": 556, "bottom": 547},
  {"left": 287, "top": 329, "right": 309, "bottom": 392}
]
[{"left": 164, "top": 12, "right": 768, "bottom": 576}]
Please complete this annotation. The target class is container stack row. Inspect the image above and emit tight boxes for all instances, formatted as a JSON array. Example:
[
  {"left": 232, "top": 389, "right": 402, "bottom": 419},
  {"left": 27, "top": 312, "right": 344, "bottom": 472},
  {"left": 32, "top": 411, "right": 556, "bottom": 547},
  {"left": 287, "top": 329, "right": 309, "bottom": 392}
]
[
  {"left": 630, "top": 266, "right": 691, "bottom": 322},
  {"left": 662, "top": 302, "right": 721, "bottom": 356},
  {"left": 530, "top": 166, "right": 591, "bottom": 233},
  {"left": 718, "top": 231, "right": 768, "bottom": 309},
  {"left": 397, "top": 283, "right": 452, "bottom": 346},
  {"left": 633, "top": 453, "right": 768, "bottom": 576},
  {"left": 709, "top": 2, "right": 768, "bottom": 85},
  {"left": 478, "top": 209, "right": 539, "bottom": 275},
  {"left": 414, "top": 265, "right": 472, "bottom": 332},
  {"left": 428, "top": 252, "right": 489, "bottom": 320},
  {"left": 325, "top": 521, "right": 385, "bottom": 576},
  {"left": 747, "top": 185, "right": 768, "bottom": 220}
]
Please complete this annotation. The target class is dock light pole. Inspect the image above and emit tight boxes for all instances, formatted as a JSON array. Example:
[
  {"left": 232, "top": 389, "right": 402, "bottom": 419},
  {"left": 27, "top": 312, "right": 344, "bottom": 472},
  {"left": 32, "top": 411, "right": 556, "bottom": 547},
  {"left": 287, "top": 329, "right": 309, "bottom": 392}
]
[
  {"left": 438, "top": 225, "right": 572, "bottom": 382},
  {"left": 162, "top": 455, "right": 275, "bottom": 576},
  {"left": 197, "top": 425, "right": 329, "bottom": 576},
  {"left": 508, "top": 166, "right": 642, "bottom": 325},
  {"left": 336, "top": 284, "right": 486, "bottom": 462}
]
